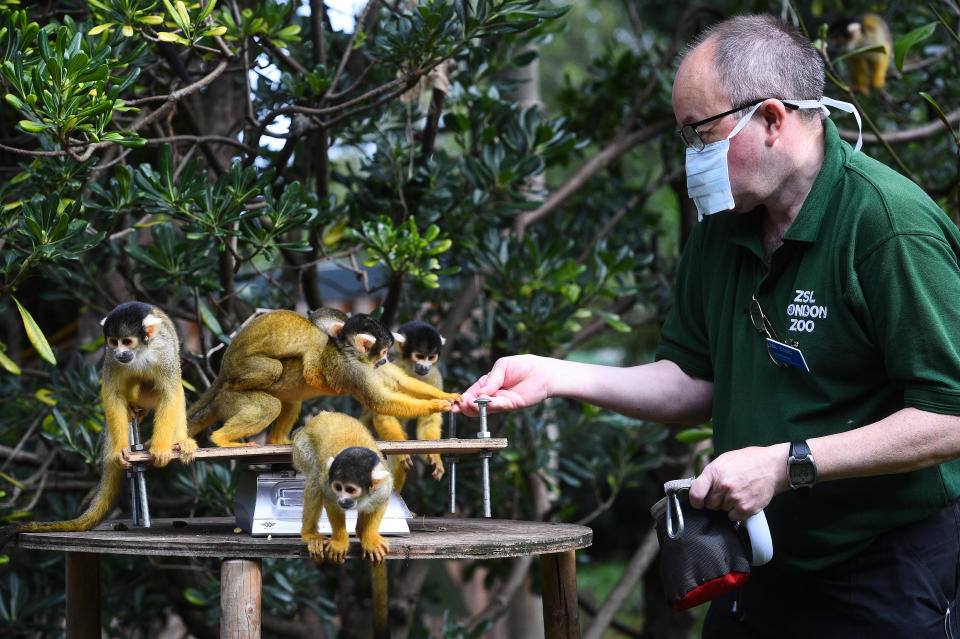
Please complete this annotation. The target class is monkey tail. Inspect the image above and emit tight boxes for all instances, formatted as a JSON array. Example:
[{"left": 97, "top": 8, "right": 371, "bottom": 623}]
[
  {"left": 371, "top": 561, "right": 390, "bottom": 639},
  {"left": 0, "top": 459, "right": 124, "bottom": 550},
  {"left": 186, "top": 382, "right": 221, "bottom": 437}
]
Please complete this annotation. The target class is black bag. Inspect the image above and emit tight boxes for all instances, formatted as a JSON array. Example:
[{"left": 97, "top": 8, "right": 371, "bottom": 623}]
[{"left": 650, "top": 478, "right": 770, "bottom": 611}]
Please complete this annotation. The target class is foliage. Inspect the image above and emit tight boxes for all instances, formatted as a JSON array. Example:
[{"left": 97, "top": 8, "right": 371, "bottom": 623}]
[{"left": 0, "top": 0, "right": 957, "bottom": 637}]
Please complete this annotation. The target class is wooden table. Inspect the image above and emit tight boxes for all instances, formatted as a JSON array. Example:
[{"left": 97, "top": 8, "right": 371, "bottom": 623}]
[{"left": 16, "top": 515, "right": 592, "bottom": 639}]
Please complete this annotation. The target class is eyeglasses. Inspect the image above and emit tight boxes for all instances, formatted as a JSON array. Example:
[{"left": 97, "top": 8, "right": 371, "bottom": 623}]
[
  {"left": 747, "top": 295, "right": 799, "bottom": 368},
  {"left": 678, "top": 98, "right": 799, "bottom": 150}
]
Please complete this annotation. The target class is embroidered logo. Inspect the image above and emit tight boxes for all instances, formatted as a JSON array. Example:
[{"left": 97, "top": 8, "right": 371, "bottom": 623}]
[{"left": 787, "top": 290, "right": 827, "bottom": 334}]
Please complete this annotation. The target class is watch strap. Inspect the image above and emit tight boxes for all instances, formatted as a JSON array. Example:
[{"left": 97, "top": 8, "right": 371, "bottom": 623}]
[
  {"left": 788, "top": 439, "right": 816, "bottom": 490},
  {"left": 790, "top": 440, "right": 811, "bottom": 461}
]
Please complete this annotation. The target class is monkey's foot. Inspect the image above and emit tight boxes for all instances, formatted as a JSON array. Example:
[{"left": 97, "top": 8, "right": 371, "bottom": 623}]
[
  {"left": 398, "top": 454, "right": 414, "bottom": 471},
  {"left": 425, "top": 454, "right": 445, "bottom": 480},
  {"left": 444, "top": 392, "right": 464, "bottom": 403},
  {"left": 361, "top": 535, "right": 390, "bottom": 565},
  {"left": 174, "top": 438, "right": 198, "bottom": 464},
  {"left": 149, "top": 445, "right": 175, "bottom": 468},
  {"left": 324, "top": 536, "right": 350, "bottom": 564},
  {"left": 301, "top": 533, "right": 326, "bottom": 562}
]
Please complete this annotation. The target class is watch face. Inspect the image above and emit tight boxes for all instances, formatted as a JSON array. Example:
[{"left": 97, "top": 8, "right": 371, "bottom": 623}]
[{"left": 790, "top": 463, "right": 815, "bottom": 485}]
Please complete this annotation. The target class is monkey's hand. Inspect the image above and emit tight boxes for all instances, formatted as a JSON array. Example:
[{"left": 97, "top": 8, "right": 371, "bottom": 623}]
[
  {"left": 301, "top": 532, "right": 326, "bottom": 562},
  {"left": 149, "top": 443, "right": 176, "bottom": 468},
  {"left": 425, "top": 454, "right": 445, "bottom": 480},
  {"left": 174, "top": 438, "right": 198, "bottom": 464},
  {"left": 324, "top": 536, "right": 350, "bottom": 564},
  {"left": 115, "top": 447, "right": 134, "bottom": 469},
  {"left": 400, "top": 454, "right": 414, "bottom": 471},
  {"left": 361, "top": 534, "right": 390, "bottom": 565}
]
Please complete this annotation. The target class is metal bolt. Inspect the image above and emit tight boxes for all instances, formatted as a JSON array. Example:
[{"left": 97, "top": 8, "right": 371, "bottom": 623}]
[{"left": 473, "top": 397, "right": 493, "bottom": 517}]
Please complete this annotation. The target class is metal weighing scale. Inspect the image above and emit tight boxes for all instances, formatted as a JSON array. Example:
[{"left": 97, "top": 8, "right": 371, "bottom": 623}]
[{"left": 233, "top": 468, "right": 413, "bottom": 536}]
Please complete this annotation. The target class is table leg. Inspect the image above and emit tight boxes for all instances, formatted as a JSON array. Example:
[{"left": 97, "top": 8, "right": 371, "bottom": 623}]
[
  {"left": 220, "top": 558, "right": 262, "bottom": 639},
  {"left": 66, "top": 552, "right": 101, "bottom": 639},
  {"left": 540, "top": 550, "right": 580, "bottom": 639}
]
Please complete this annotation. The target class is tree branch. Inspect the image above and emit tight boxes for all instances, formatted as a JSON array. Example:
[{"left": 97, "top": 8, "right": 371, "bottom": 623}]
[
  {"left": 838, "top": 109, "right": 960, "bottom": 145},
  {"left": 513, "top": 118, "right": 673, "bottom": 239},
  {"left": 582, "top": 526, "right": 661, "bottom": 639}
]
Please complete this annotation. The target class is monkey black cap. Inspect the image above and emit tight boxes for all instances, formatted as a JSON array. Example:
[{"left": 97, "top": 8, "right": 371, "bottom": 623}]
[
  {"left": 329, "top": 446, "right": 382, "bottom": 488},
  {"left": 102, "top": 301, "right": 155, "bottom": 340}
]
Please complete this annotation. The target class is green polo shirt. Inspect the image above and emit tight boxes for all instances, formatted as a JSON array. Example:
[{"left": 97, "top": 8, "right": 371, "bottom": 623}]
[{"left": 655, "top": 118, "right": 960, "bottom": 572}]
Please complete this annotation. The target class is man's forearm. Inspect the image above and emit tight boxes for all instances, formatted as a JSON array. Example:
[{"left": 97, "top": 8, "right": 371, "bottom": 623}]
[
  {"left": 810, "top": 407, "right": 960, "bottom": 482},
  {"left": 550, "top": 358, "right": 714, "bottom": 424}
]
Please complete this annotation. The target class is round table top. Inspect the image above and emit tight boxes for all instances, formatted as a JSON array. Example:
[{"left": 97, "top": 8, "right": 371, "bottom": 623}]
[{"left": 15, "top": 517, "right": 593, "bottom": 561}]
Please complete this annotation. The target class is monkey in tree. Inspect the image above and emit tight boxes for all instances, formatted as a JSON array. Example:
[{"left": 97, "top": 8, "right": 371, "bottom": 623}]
[
  {"left": 292, "top": 410, "right": 401, "bottom": 638},
  {"left": 186, "top": 310, "right": 461, "bottom": 447},
  {"left": 831, "top": 13, "right": 893, "bottom": 96},
  {"left": 364, "top": 320, "right": 448, "bottom": 480},
  {"left": 2, "top": 302, "right": 195, "bottom": 545}
]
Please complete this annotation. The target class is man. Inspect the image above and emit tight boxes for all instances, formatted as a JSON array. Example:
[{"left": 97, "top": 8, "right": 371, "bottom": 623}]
[{"left": 456, "top": 14, "right": 960, "bottom": 637}]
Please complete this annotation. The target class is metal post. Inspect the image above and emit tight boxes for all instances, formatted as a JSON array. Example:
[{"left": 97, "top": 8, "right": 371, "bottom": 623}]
[
  {"left": 448, "top": 411, "right": 458, "bottom": 514},
  {"left": 127, "top": 417, "right": 150, "bottom": 528},
  {"left": 474, "top": 397, "right": 492, "bottom": 518}
]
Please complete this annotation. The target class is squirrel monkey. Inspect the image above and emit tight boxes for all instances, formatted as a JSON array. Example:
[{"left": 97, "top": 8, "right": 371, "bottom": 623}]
[
  {"left": 187, "top": 310, "right": 461, "bottom": 447},
  {"left": 832, "top": 13, "right": 893, "bottom": 96},
  {"left": 292, "top": 411, "right": 401, "bottom": 638},
  {"left": 364, "top": 320, "right": 448, "bottom": 480},
  {"left": 1, "top": 302, "right": 195, "bottom": 546}
]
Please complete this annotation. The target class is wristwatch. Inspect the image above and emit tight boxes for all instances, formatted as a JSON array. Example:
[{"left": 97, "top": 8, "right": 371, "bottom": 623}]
[{"left": 787, "top": 440, "right": 817, "bottom": 490}]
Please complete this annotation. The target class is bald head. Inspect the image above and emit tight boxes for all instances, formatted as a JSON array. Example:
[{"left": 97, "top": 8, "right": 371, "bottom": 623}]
[{"left": 679, "top": 15, "right": 824, "bottom": 121}]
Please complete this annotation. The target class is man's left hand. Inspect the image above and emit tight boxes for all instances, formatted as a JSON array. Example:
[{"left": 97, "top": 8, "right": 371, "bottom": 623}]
[{"left": 688, "top": 444, "right": 790, "bottom": 521}]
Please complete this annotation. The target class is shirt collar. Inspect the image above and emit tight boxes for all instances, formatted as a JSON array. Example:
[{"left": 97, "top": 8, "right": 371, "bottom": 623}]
[{"left": 781, "top": 118, "right": 847, "bottom": 243}]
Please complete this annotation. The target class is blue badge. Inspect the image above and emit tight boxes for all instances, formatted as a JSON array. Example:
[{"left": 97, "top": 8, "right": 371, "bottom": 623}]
[{"left": 766, "top": 338, "right": 811, "bottom": 373}]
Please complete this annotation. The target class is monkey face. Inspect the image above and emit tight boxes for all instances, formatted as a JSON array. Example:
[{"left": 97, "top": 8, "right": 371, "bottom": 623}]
[
  {"left": 331, "top": 480, "right": 363, "bottom": 510},
  {"left": 411, "top": 351, "right": 438, "bottom": 376},
  {"left": 107, "top": 336, "right": 141, "bottom": 364}
]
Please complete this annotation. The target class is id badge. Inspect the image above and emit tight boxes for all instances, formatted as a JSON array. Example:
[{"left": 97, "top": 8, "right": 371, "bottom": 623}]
[{"left": 766, "top": 338, "right": 811, "bottom": 373}]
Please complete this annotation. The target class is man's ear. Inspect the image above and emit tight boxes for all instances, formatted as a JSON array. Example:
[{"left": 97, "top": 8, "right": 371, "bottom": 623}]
[{"left": 761, "top": 99, "right": 788, "bottom": 146}]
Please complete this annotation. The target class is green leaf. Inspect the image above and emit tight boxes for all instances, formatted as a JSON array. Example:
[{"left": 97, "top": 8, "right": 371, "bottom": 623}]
[
  {"left": 12, "top": 297, "right": 56, "bottom": 365},
  {"left": 183, "top": 588, "right": 205, "bottom": 605},
  {"left": 198, "top": 300, "right": 229, "bottom": 344},
  {"left": 675, "top": 427, "right": 713, "bottom": 444},
  {"left": 894, "top": 22, "right": 937, "bottom": 72},
  {"left": 919, "top": 92, "right": 959, "bottom": 139},
  {"left": 0, "top": 344, "right": 21, "bottom": 375},
  {"left": 18, "top": 119, "right": 51, "bottom": 133}
]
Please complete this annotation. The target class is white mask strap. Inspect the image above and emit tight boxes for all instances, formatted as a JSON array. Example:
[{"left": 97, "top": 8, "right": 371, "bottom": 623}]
[
  {"left": 727, "top": 102, "right": 765, "bottom": 139},
  {"left": 784, "top": 97, "right": 863, "bottom": 152}
]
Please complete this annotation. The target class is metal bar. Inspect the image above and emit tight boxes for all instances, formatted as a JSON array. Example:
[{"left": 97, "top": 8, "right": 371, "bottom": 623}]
[
  {"left": 128, "top": 418, "right": 150, "bottom": 528},
  {"left": 474, "top": 397, "right": 492, "bottom": 518},
  {"left": 448, "top": 411, "right": 457, "bottom": 514}
]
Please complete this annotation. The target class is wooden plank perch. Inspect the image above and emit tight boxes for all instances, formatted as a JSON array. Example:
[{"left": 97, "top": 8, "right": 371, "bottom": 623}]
[{"left": 124, "top": 438, "right": 508, "bottom": 465}]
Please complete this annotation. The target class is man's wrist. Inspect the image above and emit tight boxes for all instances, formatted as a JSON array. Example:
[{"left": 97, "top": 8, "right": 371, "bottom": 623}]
[{"left": 787, "top": 439, "right": 817, "bottom": 489}]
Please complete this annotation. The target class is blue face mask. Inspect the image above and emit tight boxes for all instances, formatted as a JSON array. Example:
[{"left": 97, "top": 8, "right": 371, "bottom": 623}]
[{"left": 684, "top": 97, "right": 862, "bottom": 220}]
